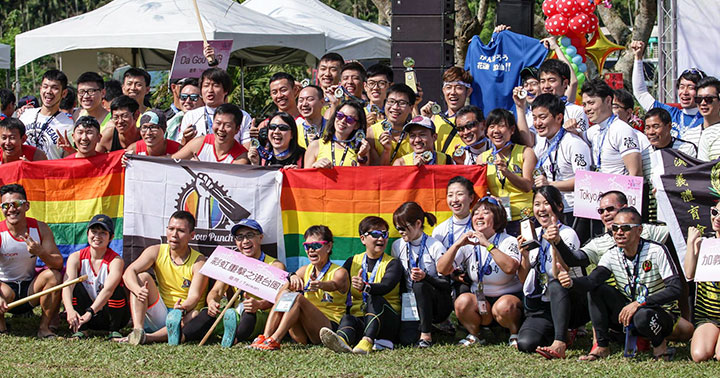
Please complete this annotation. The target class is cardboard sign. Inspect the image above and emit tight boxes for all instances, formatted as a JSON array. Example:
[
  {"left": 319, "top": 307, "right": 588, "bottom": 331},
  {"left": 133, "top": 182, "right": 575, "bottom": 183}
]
[
  {"left": 694, "top": 238, "right": 720, "bottom": 282},
  {"left": 573, "top": 170, "right": 644, "bottom": 220},
  {"left": 199, "top": 246, "right": 288, "bottom": 302},
  {"left": 169, "top": 40, "right": 233, "bottom": 81}
]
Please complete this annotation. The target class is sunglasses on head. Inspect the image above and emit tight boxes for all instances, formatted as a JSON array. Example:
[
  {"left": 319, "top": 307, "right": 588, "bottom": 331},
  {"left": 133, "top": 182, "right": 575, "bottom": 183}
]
[
  {"left": 682, "top": 68, "right": 706, "bottom": 79},
  {"left": 363, "top": 230, "right": 389, "bottom": 239},
  {"left": 336, "top": 112, "right": 357, "bottom": 125},
  {"left": 480, "top": 196, "right": 499, "bottom": 206},
  {"left": 597, "top": 206, "right": 616, "bottom": 215},
  {"left": 712, "top": 208, "right": 720, "bottom": 217},
  {"left": 303, "top": 240, "right": 329, "bottom": 251},
  {"left": 611, "top": 223, "right": 640, "bottom": 233},
  {"left": 180, "top": 94, "right": 200, "bottom": 102},
  {"left": 1, "top": 199, "right": 27, "bottom": 211},
  {"left": 268, "top": 123, "right": 292, "bottom": 132},
  {"left": 695, "top": 96, "right": 718, "bottom": 104}
]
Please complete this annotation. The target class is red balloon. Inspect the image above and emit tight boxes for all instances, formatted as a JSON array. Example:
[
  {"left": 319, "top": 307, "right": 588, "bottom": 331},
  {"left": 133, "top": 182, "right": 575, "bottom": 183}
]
[
  {"left": 577, "top": 0, "right": 596, "bottom": 14},
  {"left": 558, "top": 0, "right": 579, "bottom": 18},
  {"left": 569, "top": 14, "right": 589, "bottom": 34},
  {"left": 542, "top": 0, "right": 560, "bottom": 17},
  {"left": 586, "top": 14, "right": 599, "bottom": 33},
  {"left": 545, "top": 14, "right": 569, "bottom": 36}
]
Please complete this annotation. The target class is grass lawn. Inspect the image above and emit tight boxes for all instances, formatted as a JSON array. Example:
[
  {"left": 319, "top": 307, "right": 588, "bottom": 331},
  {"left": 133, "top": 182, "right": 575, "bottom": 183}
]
[{"left": 2, "top": 312, "right": 720, "bottom": 377}]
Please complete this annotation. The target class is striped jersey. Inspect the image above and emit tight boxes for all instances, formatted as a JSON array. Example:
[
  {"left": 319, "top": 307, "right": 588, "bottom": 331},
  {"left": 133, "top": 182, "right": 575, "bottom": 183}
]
[
  {"left": 582, "top": 224, "right": 669, "bottom": 266},
  {"left": 697, "top": 123, "right": 720, "bottom": 162}
]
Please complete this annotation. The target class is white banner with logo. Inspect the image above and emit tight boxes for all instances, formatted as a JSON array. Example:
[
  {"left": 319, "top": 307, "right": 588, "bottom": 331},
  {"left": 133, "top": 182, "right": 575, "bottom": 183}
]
[
  {"left": 677, "top": 0, "right": 720, "bottom": 79},
  {"left": 123, "top": 156, "right": 284, "bottom": 263}
]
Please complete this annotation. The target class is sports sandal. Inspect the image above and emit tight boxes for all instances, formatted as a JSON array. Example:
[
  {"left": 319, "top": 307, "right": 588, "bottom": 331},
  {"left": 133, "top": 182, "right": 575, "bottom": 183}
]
[{"left": 458, "top": 334, "right": 484, "bottom": 347}]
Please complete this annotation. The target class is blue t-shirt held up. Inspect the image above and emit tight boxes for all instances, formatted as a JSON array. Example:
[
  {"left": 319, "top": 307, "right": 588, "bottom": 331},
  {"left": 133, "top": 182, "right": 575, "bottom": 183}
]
[{"left": 464, "top": 31, "right": 548, "bottom": 116}]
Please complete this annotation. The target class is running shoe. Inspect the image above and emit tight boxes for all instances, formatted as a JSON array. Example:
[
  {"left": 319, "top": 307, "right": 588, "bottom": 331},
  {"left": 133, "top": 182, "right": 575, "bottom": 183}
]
[
  {"left": 255, "top": 336, "right": 280, "bottom": 351},
  {"left": 320, "top": 327, "right": 352, "bottom": 353},
  {"left": 221, "top": 309, "right": 238, "bottom": 348},
  {"left": 166, "top": 309, "right": 183, "bottom": 346},
  {"left": 128, "top": 329, "right": 146, "bottom": 345},
  {"left": 248, "top": 334, "right": 267, "bottom": 349},
  {"left": 458, "top": 334, "right": 484, "bottom": 347},
  {"left": 353, "top": 339, "right": 373, "bottom": 354}
]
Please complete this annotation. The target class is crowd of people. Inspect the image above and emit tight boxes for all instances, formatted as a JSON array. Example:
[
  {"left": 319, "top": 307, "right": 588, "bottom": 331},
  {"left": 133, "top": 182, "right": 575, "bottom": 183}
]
[{"left": 0, "top": 26, "right": 719, "bottom": 362}]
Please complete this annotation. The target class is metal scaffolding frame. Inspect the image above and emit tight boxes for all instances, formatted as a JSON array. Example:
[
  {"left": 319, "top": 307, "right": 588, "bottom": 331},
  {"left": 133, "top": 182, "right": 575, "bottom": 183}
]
[{"left": 657, "top": 0, "right": 677, "bottom": 103}]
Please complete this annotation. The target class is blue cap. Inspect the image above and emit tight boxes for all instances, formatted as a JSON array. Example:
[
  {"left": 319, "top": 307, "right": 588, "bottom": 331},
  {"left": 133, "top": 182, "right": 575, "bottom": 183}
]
[{"left": 230, "top": 219, "right": 263, "bottom": 235}]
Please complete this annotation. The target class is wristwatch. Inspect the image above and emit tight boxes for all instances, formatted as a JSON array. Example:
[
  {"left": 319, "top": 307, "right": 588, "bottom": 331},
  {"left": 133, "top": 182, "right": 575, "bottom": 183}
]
[
  {"left": 85, "top": 307, "right": 96, "bottom": 318},
  {"left": 486, "top": 243, "right": 496, "bottom": 252},
  {"left": 636, "top": 295, "right": 646, "bottom": 306},
  {"left": 363, "top": 283, "right": 372, "bottom": 294}
]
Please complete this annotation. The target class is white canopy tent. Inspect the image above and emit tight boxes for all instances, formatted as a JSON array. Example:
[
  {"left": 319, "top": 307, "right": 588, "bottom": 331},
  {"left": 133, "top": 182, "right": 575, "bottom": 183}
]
[
  {"left": 0, "top": 44, "right": 10, "bottom": 69},
  {"left": 242, "top": 0, "right": 390, "bottom": 61},
  {"left": 14, "top": 0, "right": 326, "bottom": 79}
]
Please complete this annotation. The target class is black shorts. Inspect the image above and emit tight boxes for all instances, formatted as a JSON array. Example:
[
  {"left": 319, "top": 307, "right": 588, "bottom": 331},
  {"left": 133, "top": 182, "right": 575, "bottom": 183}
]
[
  {"left": 3, "top": 279, "right": 35, "bottom": 314},
  {"left": 487, "top": 291, "right": 523, "bottom": 307}
]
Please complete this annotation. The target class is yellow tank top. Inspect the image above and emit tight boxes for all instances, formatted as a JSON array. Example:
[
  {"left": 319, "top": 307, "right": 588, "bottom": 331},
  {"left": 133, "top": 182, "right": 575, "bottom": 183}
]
[
  {"left": 302, "top": 262, "right": 346, "bottom": 323},
  {"left": 154, "top": 244, "right": 206, "bottom": 310},
  {"left": 295, "top": 118, "right": 326, "bottom": 149},
  {"left": 480, "top": 144, "right": 533, "bottom": 220},
  {"left": 433, "top": 114, "right": 463, "bottom": 154},
  {"left": 370, "top": 122, "right": 412, "bottom": 164},
  {"left": 399, "top": 151, "right": 451, "bottom": 166},
  {"left": 348, "top": 252, "right": 401, "bottom": 316},
  {"left": 317, "top": 139, "right": 359, "bottom": 167}
]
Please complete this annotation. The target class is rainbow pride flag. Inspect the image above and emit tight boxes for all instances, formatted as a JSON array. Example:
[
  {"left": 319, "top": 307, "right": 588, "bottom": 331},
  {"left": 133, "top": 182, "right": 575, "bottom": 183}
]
[
  {"left": 0, "top": 151, "right": 125, "bottom": 262},
  {"left": 281, "top": 165, "right": 487, "bottom": 271}
]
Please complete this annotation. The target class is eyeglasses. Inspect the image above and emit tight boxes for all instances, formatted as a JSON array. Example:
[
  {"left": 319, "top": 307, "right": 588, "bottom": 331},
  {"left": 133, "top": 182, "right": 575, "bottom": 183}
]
[
  {"left": 268, "top": 123, "right": 292, "bottom": 132},
  {"left": 234, "top": 232, "right": 258, "bottom": 241},
  {"left": 367, "top": 80, "right": 389, "bottom": 89},
  {"left": 336, "top": 112, "right": 357, "bottom": 125},
  {"left": 611, "top": 104, "right": 630, "bottom": 111},
  {"left": 480, "top": 196, "right": 499, "bottom": 206},
  {"left": 363, "top": 230, "right": 389, "bottom": 239},
  {"left": 695, "top": 96, "right": 718, "bottom": 104},
  {"left": 111, "top": 113, "right": 133, "bottom": 122},
  {"left": 140, "top": 124, "right": 162, "bottom": 133},
  {"left": 611, "top": 223, "right": 640, "bottom": 233},
  {"left": 78, "top": 88, "right": 101, "bottom": 97},
  {"left": 180, "top": 94, "right": 201, "bottom": 102},
  {"left": 711, "top": 208, "right": 719, "bottom": 217},
  {"left": 1, "top": 200, "right": 27, "bottom": 211},
  {"left": 386, "top": 99, "right": 410, "bottom": 108},
  {"left": 456, "top": 120, "right": 480, "bottom": 132},
  {"left": 303, "top": 240, "right": 329, "bottom": 251},
  {"left": 597, "top": 206, "right": 616, "bottom": 215}
]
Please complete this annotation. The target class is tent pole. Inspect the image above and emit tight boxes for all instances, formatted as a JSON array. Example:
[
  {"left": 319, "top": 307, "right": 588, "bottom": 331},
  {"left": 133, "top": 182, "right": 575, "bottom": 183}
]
[{"left": 240, "top": 59, "right": 245, "bottom": 110}]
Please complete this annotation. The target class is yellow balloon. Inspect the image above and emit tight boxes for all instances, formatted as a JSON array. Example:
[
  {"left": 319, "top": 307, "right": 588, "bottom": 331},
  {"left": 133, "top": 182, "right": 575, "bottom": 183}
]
[{"left": 585, "top": 29, "right": 624, "bottom": 75}]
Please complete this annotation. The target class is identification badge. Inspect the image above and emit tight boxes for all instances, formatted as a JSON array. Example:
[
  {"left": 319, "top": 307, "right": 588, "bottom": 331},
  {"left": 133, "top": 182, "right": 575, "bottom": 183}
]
[
  {"left": 274, "top": 292, "right": 300, "bottom": 313},
  {"left": 475, "top": 291, "right": 488, "bottom": 315},
  {"left": 401, "top": 292, "right": 420, "bottom": 321},
  {"left": 624, "top": 325, "right": 637, "bottom": 358},
  {"left": 539, "top": 273, "right": 549, "bottom": 293},
  {"left": 500, "top": 196, "right": 512, "bottom": 221}
]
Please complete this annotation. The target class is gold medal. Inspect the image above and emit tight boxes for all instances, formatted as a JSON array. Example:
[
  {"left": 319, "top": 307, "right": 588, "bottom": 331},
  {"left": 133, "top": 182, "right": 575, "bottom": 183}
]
[
  {"left": 421, "top": 151, "right": 433, "bottom": 162},
  {"left": 430, "top": 103, "right": 442, "bottom": 115},
  {"left": 250, "top": 138, "right": 261, "bottom": 149},
  {"left": 334, "top": 87, "right": 345, "bottom": 99},
  {"left": 486, "top": 155, "right": 495, "bottom": 164},
  {"left": 300, "top": 78, "right": 310, "bottom": 88}
]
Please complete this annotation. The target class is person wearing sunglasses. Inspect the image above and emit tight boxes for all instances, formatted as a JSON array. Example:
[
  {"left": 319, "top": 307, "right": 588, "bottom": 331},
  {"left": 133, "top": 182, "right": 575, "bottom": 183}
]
[
  {"left": 253, "top": 225, "right": 349, "bottom": 351},
  {"left": 172, "top": 103, "right": 250, "bottom": 164},
  {"left": 165, "top": 79, "right": 203, "bottom": 142},
  {"left": 394, "top": 116, "right": 454, "bottom": 166},
  {"left": 390, "top": 202, "right": 451, "bottom": 347},
  {"left": 305, "top": 100, "right": 371, "bottom": 168},
  {"left": 558, "top": 207, "right": 689, "bottom": 361},
  {"left": 124, "top": 109, "right": 181, "bottom": 158},
  {"left": 437, "top": 197, "right": 523, "bottom": 347},
  {"left": 320, "top": 216, "right": 403, "bottom": 354},
  {"left": 366, "top": 84, "right": 415, "bottom": 165},
  {"left": 0, "top": 184, "right": 63, "bottom": 338},
  {"left": 64, "top": 116, "right": 102, "bottom": 159},
  {"left": 516, "top": 186, "right": 587, "bottom": 359},
  {"left": 0, "top": 117, "right": 46, "bottom": 164},
  {"left": 684, "top": 203, "right": 720, "bottom": 362},
  {"left": 479, "top": 109, "right": 536, "bottom": 236},
  {"left": 248, "top": 111, "right": 304, "bottom": 168},
  {"left": 450, "top": 105, "right": 490, "bottom": 165},
  {"left": 631, "top": 40, "right": 705, "bottom": 141},
  {"left": 180, "top": 219, "right": 285, "bottom": 347},
  {"left": 694, "top": 77, "right": 720, "bottom": 162}
]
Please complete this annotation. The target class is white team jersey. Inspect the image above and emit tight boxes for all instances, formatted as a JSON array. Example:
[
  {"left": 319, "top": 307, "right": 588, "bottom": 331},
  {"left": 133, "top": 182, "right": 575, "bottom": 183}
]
[
  {"left": 565, "top": 102, "right": 589, "bottom": 133},
  {"left": 523, "top": 224, "right": 581, "bottom": 302},
  {"left": 585, "top": 116, "right": 640, "bottom": 175},
  {"left": 177, "top": 106, "right": 251, "bottom": 144},
  {"left": 697, "top": 123, "right": 720, "bottom": 162},
  {"left": 391, "top": 233, "right": 446, "bottom": 292},
  {"left": 0, "top": 218, "right": 41, "bottom": 282},
  {"left": 533, "top": 130, "right": 591, "bottom": 212},
  {"left": 78, "top": 247, "right": 120, "bottom": 301},
  {"left": 581, "top": 224, "right": 669, "bottom": 266},
  {"left": 19, "top": 108, "right": 73, "bottom": 160},
  {"left": 452, "top": 232, "right": 522, "bottom": 297},
  {"left": 432, "top": 215, "right": 474, "bottom": 249}
]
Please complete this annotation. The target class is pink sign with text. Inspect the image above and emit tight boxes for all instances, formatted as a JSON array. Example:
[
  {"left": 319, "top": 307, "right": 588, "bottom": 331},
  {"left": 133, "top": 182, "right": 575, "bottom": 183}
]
[
  {"left": 199, "top": 246, "right": 288, "bottom": 303},
  {"left": 169, "top": 40, "right": 233, "bottom": 80},
  {"left": 573, "top": 170, "right": 644, "bottom": 220}
]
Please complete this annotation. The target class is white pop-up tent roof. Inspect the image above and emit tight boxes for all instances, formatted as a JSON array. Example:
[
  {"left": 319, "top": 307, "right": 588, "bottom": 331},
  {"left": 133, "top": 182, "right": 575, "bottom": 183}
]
[
  {"left": 0, "top": 44, "right": 10, "bottom": 69},
  {"left": 15, "top": 0, "right": 326, "bottom": 72},
  {"left": 242, "top": 0, "right": 390, "bottom": 61}
]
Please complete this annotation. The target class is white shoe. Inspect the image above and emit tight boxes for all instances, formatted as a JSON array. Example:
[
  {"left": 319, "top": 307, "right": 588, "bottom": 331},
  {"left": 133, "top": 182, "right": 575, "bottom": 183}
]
[{"left": 319, "top": 327, "right": 352, "bottom": 353}]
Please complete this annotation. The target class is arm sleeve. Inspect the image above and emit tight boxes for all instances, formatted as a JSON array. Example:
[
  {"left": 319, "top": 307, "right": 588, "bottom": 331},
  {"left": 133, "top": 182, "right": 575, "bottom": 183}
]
[
  {"left": 572, "top": 266, "right": 613, "bottom": 293},
  {"left": 646, "top": 276, "right": 682, "bottom": 306},
  {"left": 555, "top": 238, "right": 590, "bottom": 267},
  {"left": 632, "top": 60, "right": 656, "bottom": 111},
  {"left": 368, "top": 259, "right": 404, "bottom": 296}
]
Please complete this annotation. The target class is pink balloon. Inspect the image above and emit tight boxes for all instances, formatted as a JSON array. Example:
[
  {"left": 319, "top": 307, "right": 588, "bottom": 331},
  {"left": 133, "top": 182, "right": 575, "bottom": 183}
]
[
  {"left": 577, "top": 0, "right": 596, "bottom": 14},
  {"left": 545, "top": 14, "right": 569, "bottom": 36},
  {"left": 542, "top": 0, "right": 559, "bottom": 17},
  {"left": 558, "top": 0, "right": 579, "bottom": 18}
]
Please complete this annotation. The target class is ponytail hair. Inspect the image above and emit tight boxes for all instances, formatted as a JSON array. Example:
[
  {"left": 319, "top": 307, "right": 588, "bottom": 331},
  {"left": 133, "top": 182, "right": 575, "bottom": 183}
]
[{"left": 393, "top": 201, "right": 436, "bottom": 229}]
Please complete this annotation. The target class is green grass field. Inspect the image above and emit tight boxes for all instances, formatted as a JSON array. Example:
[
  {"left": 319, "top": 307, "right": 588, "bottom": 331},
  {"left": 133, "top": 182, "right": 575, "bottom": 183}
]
[{"left": 3, "top": 312, "right": 720, "bottom": 377}]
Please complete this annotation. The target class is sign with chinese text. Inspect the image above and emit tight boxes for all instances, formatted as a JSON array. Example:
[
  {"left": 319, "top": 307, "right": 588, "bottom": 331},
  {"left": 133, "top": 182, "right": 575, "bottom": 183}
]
[
  {"left": 169, "top": 40, "right": 233, "bottom": 81},
  {"left": 694, "top": 239, "right": 720, "bottom": 282},
  {"left": 573, "top": 170, "right": 644, "bottom": 220},
  {"left": 199, "top": 246, "right": 288, "bottom": 303}
]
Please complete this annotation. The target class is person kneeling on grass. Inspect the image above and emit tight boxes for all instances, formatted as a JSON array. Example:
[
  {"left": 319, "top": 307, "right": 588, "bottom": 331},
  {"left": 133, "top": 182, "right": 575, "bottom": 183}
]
[
  {"left": 393, "top": 116, "right": 454, "bottom": 166},
  {"left": 62, "top": 214, "right": 129, "bottom": 339},
  {"left": 181, "top": 219, "right": 285, "bottom": 347},
  {"left": 437, "top": 197, "right": 523, "bottom": 347},
  {"left": 251, "top": 225, "right": 349, "bottom": 351},
  {"left": 557, "top": 207, "right": 687, "bottom": 361},
  {"left": 118, "top": 211, "right": 208, "bottom": 345},
  {"left": 321, "top": 216, "right": 403, "bottom": 354}
]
